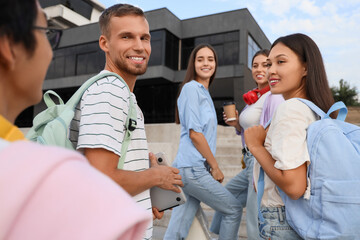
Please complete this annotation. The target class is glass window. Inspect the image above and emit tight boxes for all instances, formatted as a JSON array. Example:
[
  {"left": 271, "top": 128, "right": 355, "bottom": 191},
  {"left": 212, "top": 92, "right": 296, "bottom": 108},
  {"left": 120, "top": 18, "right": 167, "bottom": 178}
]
[
  {"left": 68, "top": 0, "right": 92, "bottom": 20},
  {"left": 195, "top": 36, "right": 209, "bottom": 45},
  {"left": 165, "top": 31, "right": 179, "bottom": 70},
  {"left": 134, "top": 82, "right": 179, "bottom": 123},
  {"left": 248, "top": 34, "right": 261, "bottom": 69},
  {"left": 148, "top": 30, "right": 164, "bottom": 66},
  {"left": 213, "top": 45, "right": 224, "bottom": 66},
  {"left": 181, "top": 38, "right": 195, "bottom": 69},
  {"left": 76, "top": 51, "right": 103, "bottom": 75},
  {"left": 64, "top": 55, "right": 76, "bottom": 77},
  {"left": 53, "top": 56, "right": 65, "bottom": 78},
  {"left": 181, "top": 31, "right": 239, "bottom": 69},
  {"left": 39, "top": 0, "right": 92, "bottom": 19},
  {"left": 148, "top": 29, "right": 179, "bottom": 70},
  {"left": 224, "top": 41, "right": 239, "bottom": 65},
  {"left": 45, "top": 41, "right": 105, "bottom": 80},
  {"left": 39, "top": 0, "right": 61, "bottom": 8}
]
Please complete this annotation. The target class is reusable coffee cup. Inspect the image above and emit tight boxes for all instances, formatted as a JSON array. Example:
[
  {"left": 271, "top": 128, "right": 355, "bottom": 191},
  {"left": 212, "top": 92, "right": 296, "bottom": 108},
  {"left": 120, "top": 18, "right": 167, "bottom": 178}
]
[{"left": 223, "top": 101, "right": 237, "bottom": 122}]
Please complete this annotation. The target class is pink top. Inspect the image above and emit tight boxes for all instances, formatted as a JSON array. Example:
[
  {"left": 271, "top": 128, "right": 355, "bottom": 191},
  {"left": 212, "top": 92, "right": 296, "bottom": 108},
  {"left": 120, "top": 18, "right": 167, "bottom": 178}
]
[{"left": 0, "top": 141, "right": 151, "bottom": 240}]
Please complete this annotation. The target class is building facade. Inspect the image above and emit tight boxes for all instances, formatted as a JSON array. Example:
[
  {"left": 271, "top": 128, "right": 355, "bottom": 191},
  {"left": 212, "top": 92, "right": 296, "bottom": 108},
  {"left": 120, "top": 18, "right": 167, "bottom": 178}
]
[{"left": 16, "top": 4, "right": 271, "bottom": 126}]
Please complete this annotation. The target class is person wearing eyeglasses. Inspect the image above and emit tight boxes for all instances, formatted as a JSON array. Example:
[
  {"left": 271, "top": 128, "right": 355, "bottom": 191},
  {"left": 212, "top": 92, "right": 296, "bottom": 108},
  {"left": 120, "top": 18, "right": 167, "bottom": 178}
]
[
  {"left": 33, "top": 26, "right": 62, "bottom": 49},
  {"left": 0, "top": 1, "right": 151, "bottom": 239}
]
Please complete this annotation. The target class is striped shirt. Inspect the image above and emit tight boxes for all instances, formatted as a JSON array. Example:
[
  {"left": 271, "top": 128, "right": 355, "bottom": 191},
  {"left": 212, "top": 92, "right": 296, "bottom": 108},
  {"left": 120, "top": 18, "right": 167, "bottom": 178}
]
[{"left": 70, "top": 71, "right": 153, "bottom": 239}]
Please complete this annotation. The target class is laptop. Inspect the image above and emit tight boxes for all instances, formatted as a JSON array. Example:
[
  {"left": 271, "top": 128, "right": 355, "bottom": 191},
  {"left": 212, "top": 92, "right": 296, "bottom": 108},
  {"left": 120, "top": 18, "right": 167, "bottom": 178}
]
[{"left": 150, "top": 152, "right": 187, "bottom": 212}]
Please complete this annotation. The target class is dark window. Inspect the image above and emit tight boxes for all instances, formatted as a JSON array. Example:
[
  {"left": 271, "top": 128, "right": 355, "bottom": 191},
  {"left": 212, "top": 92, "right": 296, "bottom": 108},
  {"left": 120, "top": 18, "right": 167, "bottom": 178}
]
[
  {"left": 149, "top": 30, "right": 164, "bottom": 66},
  {"left": 76, "top": 51, "right": 102, "bottom": 75},
  {"left": 39, "top": 0, "right": 92, "bottom": 20},
  {"left": 181, "top": 38, "right": 195, "bottom": 70},
  {"left": 46, "top": 41, "right": 105, "bottom": 79},
  {"left": 148, "top": 29, "right": 179, "bottom": 70},
  {"left": 181, "top": 31, "right": 239, "bottom": 69},
  {"left": 165, "top": 31, "right": 179, "bottom": 70},
  {"left": 134, "top": 81, "right": 179, "bottom": 123},
  {"left": 224, "top": 41, "right": 239, "bottom": 65}
]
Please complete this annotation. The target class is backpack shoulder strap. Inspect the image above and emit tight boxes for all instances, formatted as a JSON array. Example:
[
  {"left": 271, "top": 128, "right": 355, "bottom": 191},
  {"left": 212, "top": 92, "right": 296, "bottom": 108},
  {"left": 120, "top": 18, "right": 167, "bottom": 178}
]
[
  {"left": 117, "top": 93, "right": 137, "bottom": 169},
  {"left": 66, "top": 72, "right": 130, "bottom": 109},
  {"left": 43, "top": 90, "right": 64, "bottom": 108},
  {"left": 295, "top": 98, "right": 326, "bottom": 118},
  {"left": 295, "top": 98, "right": 347, "bottom": 121},
  {"left": 63, "top": 71, "right": 137, "bottom": 169}
]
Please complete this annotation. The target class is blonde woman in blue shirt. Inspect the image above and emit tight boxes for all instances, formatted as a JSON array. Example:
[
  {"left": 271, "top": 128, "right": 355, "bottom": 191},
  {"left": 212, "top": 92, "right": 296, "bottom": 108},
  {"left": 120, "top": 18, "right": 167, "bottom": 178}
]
[{"left": 164, "top": 44, "right": 243, "bottom": 240}]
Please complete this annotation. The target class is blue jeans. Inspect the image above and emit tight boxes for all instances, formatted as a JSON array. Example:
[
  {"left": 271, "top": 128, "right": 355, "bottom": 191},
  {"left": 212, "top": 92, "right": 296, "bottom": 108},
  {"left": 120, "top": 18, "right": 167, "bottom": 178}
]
[
  {"left": 210, "top": 152, "right": 259, "bottom": 240},
  {"left": 164, "top": 165, "right": 243, "bottom": 240},
  {"left": 259, "top": 206, "right": 302, "bottom": 240}
]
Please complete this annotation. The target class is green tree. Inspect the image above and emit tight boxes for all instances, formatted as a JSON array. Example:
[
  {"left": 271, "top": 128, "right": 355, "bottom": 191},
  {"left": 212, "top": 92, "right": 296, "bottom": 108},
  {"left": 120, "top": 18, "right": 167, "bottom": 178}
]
[{"left": 331, "top": 79, "right": 359, "bottom": 106}]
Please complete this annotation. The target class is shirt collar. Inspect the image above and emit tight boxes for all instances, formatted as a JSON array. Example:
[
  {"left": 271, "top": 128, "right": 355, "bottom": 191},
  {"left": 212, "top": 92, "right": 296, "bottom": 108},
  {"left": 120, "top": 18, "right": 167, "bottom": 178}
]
[
  {"left": 192, "top": 80, "right": 207, "bottom": 90},
  {"left": 0, "top": 115, "right": 25, "bottom": 141}
]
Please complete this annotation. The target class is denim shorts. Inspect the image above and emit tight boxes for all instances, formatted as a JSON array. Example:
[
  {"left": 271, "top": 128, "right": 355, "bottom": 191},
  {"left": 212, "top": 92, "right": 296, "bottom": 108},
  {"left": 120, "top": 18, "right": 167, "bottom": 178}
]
[{"left": 259, "top": 206, "right": 302, "bottom": 240}]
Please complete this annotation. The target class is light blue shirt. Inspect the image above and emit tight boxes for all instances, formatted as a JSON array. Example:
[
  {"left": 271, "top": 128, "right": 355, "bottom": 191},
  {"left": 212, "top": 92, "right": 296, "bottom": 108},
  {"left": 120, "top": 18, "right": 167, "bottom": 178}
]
[{"left": 173, "top": 80, "right": 217, "bottom": 168}]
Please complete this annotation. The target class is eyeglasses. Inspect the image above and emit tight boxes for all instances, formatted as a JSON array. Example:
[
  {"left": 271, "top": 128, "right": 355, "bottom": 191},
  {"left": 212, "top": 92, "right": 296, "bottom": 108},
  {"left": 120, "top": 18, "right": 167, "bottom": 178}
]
[{"left": 33, "top": 26, "right": 63, "bottom": 50}]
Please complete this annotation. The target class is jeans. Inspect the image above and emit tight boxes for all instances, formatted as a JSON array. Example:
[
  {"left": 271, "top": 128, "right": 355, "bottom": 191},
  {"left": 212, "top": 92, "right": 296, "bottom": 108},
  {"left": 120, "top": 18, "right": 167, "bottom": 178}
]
[
  {"left": 210, "top": 152, "right": 259, "bottom": 240},
  {"left": 164, "top": 165, "right": 243, "bottom": 240},
  {"left": 259, "top": 206, "right": 302, "bottom": 240}
]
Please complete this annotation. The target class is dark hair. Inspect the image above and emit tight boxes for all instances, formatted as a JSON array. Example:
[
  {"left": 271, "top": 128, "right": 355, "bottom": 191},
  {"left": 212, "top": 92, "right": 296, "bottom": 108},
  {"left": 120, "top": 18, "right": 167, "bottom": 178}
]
[
  {"left": 175, "top": 44, "right": 218, "bottom": 124},
  {"left": 0, "top": 0, "right": 38, "bottom": 55},
  {"left": 99, "top": 4, "right": 145, "bottom": 38},
  {"left": 251, "top": 49, "right": 270, "bottom": 65},
  {"left": 271, "top": 33, "right": 335, "bottom": 117}
]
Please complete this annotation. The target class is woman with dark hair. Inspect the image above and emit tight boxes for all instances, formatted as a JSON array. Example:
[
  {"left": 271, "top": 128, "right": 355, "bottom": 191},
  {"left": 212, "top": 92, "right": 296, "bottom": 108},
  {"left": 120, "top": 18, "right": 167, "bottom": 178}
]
[
  {"left": 245, "top": 33, "right": 335, "bottom": 239},
  {"left": 210, "top": 49, "right": 284, "bottom": 239},
  {"left": 164, "top": 44, "right": 243, "bottom": 240}
]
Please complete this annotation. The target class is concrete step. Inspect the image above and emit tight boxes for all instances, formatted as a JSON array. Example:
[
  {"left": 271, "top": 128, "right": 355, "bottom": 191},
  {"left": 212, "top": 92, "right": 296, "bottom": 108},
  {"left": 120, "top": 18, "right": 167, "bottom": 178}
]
[
  {"left": 216, "top": 155, "right": 243, "bottom": 165},
  {"left": 216, "top": 137, "right": 243, "bottom": 147},
  {"left": 145, "top": 123, "right": 240, "bottom": 142},
  {"left": 216, "top": 125, "right": 239, "bottom": 138},
  {"left": 216, "top": 145, "right": 243, "bottom": 156}
]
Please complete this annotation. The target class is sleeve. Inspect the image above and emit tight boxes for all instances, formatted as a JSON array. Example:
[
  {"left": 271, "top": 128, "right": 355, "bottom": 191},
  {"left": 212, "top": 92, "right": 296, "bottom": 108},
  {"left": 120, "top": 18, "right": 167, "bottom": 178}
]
[
  {"left": 260, "top": 93, "right": 284, "bottom": 126},
  {"left": 178, "top": 84, "right": 203, "bottom": 133},
  {"left": 76, "top": 78, "right": 130, "bottom": 157},
  {"left": 265, "top": 100, "right": 312, "bottom": 170}
]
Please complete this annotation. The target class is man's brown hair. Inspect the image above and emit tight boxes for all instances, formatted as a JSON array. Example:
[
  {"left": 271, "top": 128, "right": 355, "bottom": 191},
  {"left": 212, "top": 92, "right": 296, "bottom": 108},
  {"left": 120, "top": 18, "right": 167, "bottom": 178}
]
[{"left": 99, "top": 4, "right": 145, "bottom": 38}]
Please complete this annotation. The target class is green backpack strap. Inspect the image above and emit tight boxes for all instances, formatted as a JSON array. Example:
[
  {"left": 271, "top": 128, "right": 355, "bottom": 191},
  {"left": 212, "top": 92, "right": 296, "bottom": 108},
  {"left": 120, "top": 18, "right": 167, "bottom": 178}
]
[
  {"left": 66, "top": 71, "right": 137, "bottom": 169},
  {"left": 43, "top": 90, "right": 64, "bottom": 107},
  {"left": 117, "top": 95, "right": 137, "bottom": 169},
  {"left": 66, "top": 72, "right": 128, "bottom": 109},
  {"left": 69, "top": 71, "right": 137, "bottom": 169}
]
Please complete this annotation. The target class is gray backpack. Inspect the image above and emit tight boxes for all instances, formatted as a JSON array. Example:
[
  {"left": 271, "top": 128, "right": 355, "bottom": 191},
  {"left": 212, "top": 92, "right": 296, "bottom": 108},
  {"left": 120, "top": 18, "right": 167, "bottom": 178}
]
[{"left": 26, "top": 72, "right": 137, "bottom": 169}]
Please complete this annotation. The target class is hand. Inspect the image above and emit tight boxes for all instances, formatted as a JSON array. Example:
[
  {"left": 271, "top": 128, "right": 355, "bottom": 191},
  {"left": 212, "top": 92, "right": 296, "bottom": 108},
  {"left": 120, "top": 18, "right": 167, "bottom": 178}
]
[
  {"left": 152, "top": 207, "right": 164, "bottom": 220},
  {"left": 210, "top": 167, "right": 224, "bottom": 183},
  {"left": 149, "top": 152, "right": 184, "bottom": 193},
  {"left": 244, "top": 125, "right": 266, "bottom": 152},
  {"left": 223, "top": 110, "right": 239, "bottom": 127}
]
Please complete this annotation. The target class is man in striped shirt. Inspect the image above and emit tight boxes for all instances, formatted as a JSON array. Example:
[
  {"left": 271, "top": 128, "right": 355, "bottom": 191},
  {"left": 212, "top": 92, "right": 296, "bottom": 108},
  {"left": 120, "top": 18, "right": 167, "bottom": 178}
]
[{"left": 69, "top": 4, "right": 183, "bottom": 240}]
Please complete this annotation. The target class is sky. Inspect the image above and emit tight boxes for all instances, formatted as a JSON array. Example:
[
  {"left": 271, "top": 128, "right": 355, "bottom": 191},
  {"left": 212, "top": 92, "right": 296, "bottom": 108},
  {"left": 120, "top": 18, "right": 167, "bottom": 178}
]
[{"left": 99, "top": 0, "right": 360, "bottom": 94}]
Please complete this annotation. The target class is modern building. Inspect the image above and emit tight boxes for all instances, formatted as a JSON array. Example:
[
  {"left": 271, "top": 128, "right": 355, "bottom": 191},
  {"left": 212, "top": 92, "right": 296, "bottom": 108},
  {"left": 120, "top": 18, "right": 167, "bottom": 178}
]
[
  {"left": 39, "top": 0, "right": 105, "bottom": 28},
  {"left": 16, "top": 3, "right": 271, "bottom": 126}
]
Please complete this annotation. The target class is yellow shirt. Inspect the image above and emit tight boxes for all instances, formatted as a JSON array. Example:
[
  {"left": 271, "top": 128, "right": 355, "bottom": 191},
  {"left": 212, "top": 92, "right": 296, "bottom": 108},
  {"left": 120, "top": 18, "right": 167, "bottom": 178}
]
[{"left": 0, "top": 115, "right": 25, "bottom": 141}]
